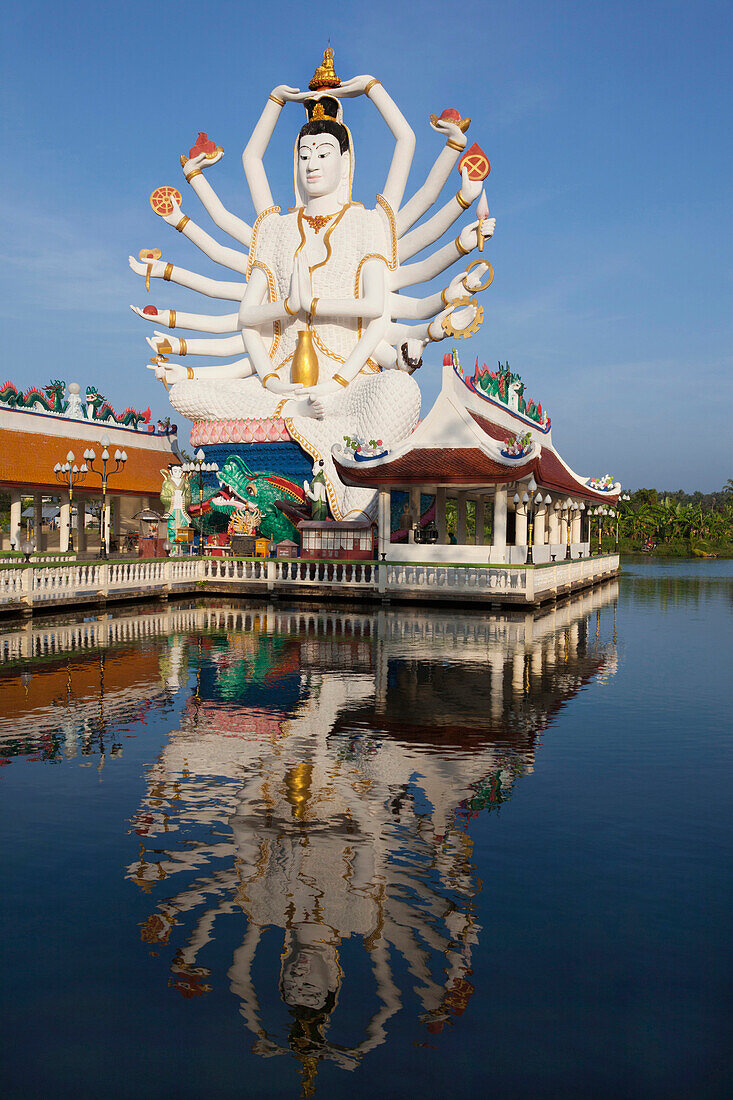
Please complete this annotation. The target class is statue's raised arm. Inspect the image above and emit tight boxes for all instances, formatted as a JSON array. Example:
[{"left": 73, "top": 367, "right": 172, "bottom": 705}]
[
  {"left": 242, "top": 84, "right": 302, "bottom": 215},
  {"left": 397, "top": 112, "right": 469, "bottom": 236},
  {"left": 332, "top": 74, "right": 416, "bottom": 212},
  {"left": 179, "top": 141, "right": 253, "bottom": 247}
]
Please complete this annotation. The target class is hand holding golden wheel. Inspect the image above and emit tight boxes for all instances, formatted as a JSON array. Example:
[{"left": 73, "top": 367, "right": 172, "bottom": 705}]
[
  {"left": 441, "top": 297, "right": 484, "bottom": 339},
  {"left": 150, "top": 186, "right": 183, "bottom": 217},
  {"left": 463, "top": 259, "right": 494, "bottom": 294}
]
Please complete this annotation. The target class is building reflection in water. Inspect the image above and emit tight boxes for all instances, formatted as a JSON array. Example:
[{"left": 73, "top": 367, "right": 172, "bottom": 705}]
[
  {"left": 0, "top": 591, "right": 617, "bottom": 1090},
  {"left": 119, "top": 584, "right": 618, "bottom": 1094}
]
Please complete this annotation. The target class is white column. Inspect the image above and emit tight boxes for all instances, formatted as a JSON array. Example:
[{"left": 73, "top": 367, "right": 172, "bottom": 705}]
[
  {"left": 515, "top": 505, "right": 528, "bottom": 547},
  {"left": 548, "top": 504, "right": 560, "bottom": 544},
  {"left": 76, "top": 498, "right": 87, "bottom": 552},
  {"left": 436, "top": 487, "right": 446, "bottom": 544},
  {"left": 560, "top": 510, "right": 568, "bottom": 558},
  {"left": 493, "top": 487, "right": 507, "bottom": 556},
  {"left": 10, "top": 491, "right": 22, "bottom": 550},
  {"left": 571, "top": 511, "right": 581, "bottom": 544},
  {"left": 456, "top": 492, "right": 467, "bottom": 544},
  {"left": 59, "top": 495, "right": 71, "bottom": 553},
  {"left": 408, "top": 488, "right": 420, "bottom": 543},
  {"left": 377, "top": 489, "right": 390, "bottom": 559},
  {"left": 34, "top": 494, "right": 44, "bottom": 550},
  {"left": 475, "top": 498, "right": 485, "bottom": 545},
  {"left": 534, "top": 504, "right": 547, "bottom": 545},
  {"left": 113, "top": 496, "right": 122, "bottom": 544}
]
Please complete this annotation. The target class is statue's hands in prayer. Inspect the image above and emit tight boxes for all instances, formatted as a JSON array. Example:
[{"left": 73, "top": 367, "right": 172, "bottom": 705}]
[
  {"left": 287, "top": 254, "right": 311, "bottom": 317},
  {"left": 332, "top": 75, "right": 376, "bottom": 99},
  {"left": 147, "top": 361, "right": 188, "bottom": 386}
]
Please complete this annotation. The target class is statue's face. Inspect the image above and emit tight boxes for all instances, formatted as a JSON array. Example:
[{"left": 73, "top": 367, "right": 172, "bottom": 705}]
[
  {"left": 281, "top": 948, "right": 332, "bottom": 1010},
  {"left": 298, "top": 135, "right": 347, "bottom": 200}
]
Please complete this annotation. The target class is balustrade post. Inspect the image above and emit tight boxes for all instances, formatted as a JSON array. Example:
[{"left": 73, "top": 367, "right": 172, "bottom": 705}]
[
  {"left": 22, "top": 565, "right": 34, "bottom": 607},
  {"left": 525, "top": 564, "right": 535, "bottom": 604},
  {"left": 97, "top": 562, "right": 109, "bottom": 597},
  {"left": 267, "top": 559, "right": 276, "bottom": 592}
]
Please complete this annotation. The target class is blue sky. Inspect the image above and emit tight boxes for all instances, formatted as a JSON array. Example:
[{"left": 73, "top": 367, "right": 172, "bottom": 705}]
[{"left": 1, "top": 0, "right": 730, "bottom": 490}]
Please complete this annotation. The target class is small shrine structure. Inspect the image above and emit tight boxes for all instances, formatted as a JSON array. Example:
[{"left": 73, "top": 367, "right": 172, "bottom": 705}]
[{"left": 334, "top": 352, "right": 620, "bottom": 564}]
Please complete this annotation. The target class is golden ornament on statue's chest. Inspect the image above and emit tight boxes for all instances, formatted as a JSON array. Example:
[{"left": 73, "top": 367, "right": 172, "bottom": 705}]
[{"left": 291, "top": 328, "right": 319, "bottom": 386}]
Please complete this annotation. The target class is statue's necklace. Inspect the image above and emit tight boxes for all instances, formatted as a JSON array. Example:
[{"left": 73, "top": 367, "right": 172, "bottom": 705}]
[{"left": 302, "top": 210, "right": 339, "bottom": 234}]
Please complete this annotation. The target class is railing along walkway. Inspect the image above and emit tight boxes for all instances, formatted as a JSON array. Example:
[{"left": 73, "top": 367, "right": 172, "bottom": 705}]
[{"left": 0, "top": 554, "right": 619, "bottom": 612}]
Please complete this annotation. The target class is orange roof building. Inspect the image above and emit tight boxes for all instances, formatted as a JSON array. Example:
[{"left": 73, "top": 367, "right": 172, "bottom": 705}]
[{"left": 0, "top": 398, "right": 181, "bottom": 551}]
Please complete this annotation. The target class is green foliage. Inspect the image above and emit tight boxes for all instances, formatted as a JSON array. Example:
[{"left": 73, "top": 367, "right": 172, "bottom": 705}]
[{"left": 617, "top": 483, "right": 733, "bottom": 556}]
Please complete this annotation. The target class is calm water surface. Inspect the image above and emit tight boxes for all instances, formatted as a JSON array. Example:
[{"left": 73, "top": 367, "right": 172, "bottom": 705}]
[{"left": 1, "top": 560, "right": 731, "bottom": 1099}]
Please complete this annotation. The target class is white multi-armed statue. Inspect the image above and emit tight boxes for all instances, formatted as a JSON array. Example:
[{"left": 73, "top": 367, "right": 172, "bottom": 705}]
[{"left": 131, "top": 49, "right": 495, "bottom": 520}]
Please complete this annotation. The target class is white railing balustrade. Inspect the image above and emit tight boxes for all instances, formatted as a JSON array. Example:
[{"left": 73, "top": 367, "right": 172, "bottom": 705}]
[{"left": 0, "top": 553, "right": 619, "bottom": 611}]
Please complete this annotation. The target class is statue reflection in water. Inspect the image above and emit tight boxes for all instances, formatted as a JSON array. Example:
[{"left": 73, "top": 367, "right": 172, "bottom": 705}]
[{"left": 128, "top": 585, "right": 618, "bottom": 1092}]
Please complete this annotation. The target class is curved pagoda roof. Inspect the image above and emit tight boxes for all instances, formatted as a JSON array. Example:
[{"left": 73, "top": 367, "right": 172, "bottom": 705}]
[{"left": 333, "top": 358, "right": 621, "bottom": 505}]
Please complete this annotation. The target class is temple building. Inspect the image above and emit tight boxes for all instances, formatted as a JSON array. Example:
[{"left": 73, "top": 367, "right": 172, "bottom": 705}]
[
  {"left": 334, "top": 353, "right": 621, "bottom": 565},
  {"left": 0, "top": 382, "right": 180, "bottom": 551}
]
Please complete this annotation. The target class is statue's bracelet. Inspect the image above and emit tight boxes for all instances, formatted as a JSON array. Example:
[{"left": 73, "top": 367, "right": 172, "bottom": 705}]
[
  {"left": 364, "top": 78, "right": 381, "bottom": 97},
  {"left": 455, "top": 234, "right": 471, "bottom": 257},
  {"left": 446, "top": 138, "right": 465, "bottom": 152},
  {"left": 269, "top": 93, "right": 286, "bottom": 107},
  {"left": 283, "top": 297, "right": 298, "bottom": 317},
  {"left": 186, "top": 367, "right": 194, "bottom": 380}
]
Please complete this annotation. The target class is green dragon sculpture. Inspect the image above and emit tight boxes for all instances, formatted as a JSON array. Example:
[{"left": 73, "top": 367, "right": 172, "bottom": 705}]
[
  {"left": 85, "top": 386, "right": 151, "bottom": 428},
  {"left": 211, "top": 455, "right": 305, "bottom": 543},
  {"left": 0, "top": 379, "right": 67, "bottom": 413}
]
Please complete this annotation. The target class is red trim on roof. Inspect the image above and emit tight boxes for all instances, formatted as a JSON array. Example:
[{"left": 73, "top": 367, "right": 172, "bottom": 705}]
[
  {"left": 468, "top": 412, "right": 515, "bottom": 445},
  {"left": 537, "top": 451, "right": 619, "bottom": 504},
  {"left": 335, "top": 448, "right": 535, "bottom": 486}
]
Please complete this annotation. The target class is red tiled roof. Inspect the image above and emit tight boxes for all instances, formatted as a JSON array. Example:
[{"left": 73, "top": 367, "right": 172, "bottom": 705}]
[
  {"left": 335, "top": 448, "right": 535, "bottom": 486},
  {"left": 336, "top": 428, "right": 619, "bottom": 503},
  {"left": 468, "top": 412, "right": 515, "bottom": 445},
  {"left": 471, "top": 413, "right": 619, "bottom": 503},
  {"left": 536, "top": 450, "right": 619, "bottom": 504}
]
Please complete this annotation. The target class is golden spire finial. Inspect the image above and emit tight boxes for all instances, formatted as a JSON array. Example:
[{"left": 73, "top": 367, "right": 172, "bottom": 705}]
[{"left": 309, "top": 46, "right": 341, "bottom": 91}]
